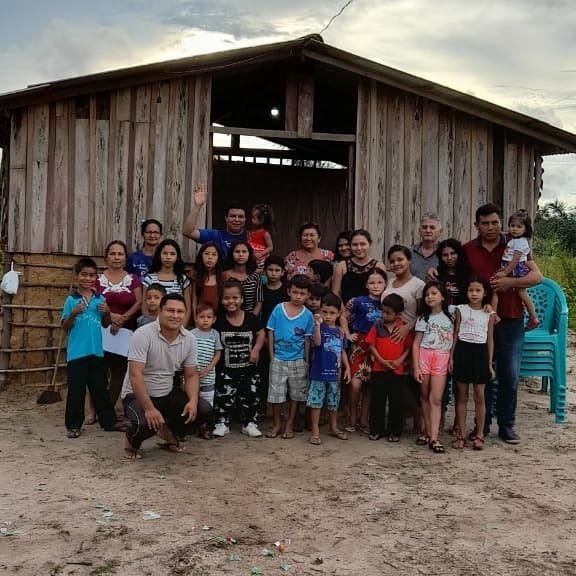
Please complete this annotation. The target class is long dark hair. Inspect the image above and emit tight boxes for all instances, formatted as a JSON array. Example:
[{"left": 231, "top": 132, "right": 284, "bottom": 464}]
[
  {"left": 436, "top": 238, "right": 471, "bottom": 282},
  {"left": 418, "top": 281, "right": 453, "bottom": 323},
  {"left": 334, "top": 231, "right": 351, "bottom": 262},
  {"left": 148, "top": 239, "right": 187, "bottom": 286},
  {"left": 194, "top": 242, "right": 223, "bottom": 303},
  {"left": 224, "top": 241, "right": 257, "bottom": 274}
]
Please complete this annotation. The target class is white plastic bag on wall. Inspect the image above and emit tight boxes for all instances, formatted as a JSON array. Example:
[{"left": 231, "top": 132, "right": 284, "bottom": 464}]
[{"left": 1, "top": 262, "right": 20, "bottom": 295}]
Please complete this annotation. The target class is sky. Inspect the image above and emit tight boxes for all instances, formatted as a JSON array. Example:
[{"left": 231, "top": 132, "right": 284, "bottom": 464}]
[{"left": 0, "top": 0, "right": 575, "bottom": 206}]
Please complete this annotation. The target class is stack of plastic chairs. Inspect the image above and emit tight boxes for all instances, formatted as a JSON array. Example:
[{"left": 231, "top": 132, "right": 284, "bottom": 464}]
[{"left": 520, "top": 278, "right": 568, "bottom": 424}]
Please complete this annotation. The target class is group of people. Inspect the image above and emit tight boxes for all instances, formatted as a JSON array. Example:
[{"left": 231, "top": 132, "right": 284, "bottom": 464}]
[{"left": 61, "top": 186, "right": 542, "bottom": 458}]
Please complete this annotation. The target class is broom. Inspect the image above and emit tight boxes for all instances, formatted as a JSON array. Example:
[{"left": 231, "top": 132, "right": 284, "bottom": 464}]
[
  {"left": 36, "top": 323, "right": 65, "bottom": 404},
  {"left": 37, "top": 269, "right": 74, "bottom": 404}
]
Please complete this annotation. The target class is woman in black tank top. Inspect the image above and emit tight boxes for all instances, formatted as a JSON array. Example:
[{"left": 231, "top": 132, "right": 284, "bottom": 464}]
[{"left": 332, "top": 230, "right": 387, "bottom": 305}]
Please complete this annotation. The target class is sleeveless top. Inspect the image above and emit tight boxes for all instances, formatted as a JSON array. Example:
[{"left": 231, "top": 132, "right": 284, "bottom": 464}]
[{"left": 340, "top": 258, "right": 378, "bottom": 305}]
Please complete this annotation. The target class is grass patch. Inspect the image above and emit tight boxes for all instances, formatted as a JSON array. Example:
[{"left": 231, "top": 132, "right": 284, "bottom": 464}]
[
  {"left": 90, "top": 560, "right": 120, "bottom": 575},
  {"left": 535, "top": 253, "right": 576, "bottom": 329}
]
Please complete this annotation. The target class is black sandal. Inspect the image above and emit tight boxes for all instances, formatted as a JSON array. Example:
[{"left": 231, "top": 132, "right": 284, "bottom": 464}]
[
  {"left": 416, "top": 434, "right": 430, "bottom": 446},
  {"left": 429, "top": 440, "right": 445, "bottom": 453}
]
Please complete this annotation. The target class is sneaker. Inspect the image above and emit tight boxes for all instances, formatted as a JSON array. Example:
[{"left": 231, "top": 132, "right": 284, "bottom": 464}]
[
  {"left": 241, "top": 422, "right": 263, "bottom": 438},
  {"left": 212, "top": 423, "right": 230, "bottom": 437},
  {"left": 499, "top": 426, "right": 520, "bottom": 444}
]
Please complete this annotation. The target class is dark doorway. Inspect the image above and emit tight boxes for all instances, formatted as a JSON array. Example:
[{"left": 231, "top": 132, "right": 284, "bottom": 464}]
[{"left": 212, "top": 153, "right": 351, "bottom": 259}]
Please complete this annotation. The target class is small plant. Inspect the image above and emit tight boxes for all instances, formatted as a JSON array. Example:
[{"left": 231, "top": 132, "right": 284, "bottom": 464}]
[{"left": 90, "top": 560, "right": 120, "bottom": 575}]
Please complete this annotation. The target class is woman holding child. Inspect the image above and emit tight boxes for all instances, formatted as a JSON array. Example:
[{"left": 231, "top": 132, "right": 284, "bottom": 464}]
[{"left": 284, "top": 223, "right": 334, "bottom": 279}]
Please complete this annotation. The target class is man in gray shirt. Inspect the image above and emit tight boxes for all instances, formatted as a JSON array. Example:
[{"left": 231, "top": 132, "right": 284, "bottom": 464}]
[
  {"left": 410, "top": 213, "right": 443, "bottom": 281},
  {"left": 122, "top": 293, "right": 211, "bottom": 458}
]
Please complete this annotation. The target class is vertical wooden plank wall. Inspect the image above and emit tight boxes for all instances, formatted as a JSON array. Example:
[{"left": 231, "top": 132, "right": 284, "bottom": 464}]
[
  {"left": 355, "top": 79, "right": 497, "bottom": 252},
  {"left": 502, "top": 138, "right": 538, "bottom": 222},
  {"left": 6, "top": 75, "right": 212, "bottom": 260}
]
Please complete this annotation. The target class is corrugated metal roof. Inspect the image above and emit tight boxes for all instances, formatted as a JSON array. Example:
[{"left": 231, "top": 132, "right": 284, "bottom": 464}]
[{"left": 1, "top": 34, "right": 574, "bottom": 153}]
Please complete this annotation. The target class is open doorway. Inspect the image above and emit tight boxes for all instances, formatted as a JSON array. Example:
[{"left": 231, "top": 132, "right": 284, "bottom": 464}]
[{"left": 211, "top": 137, "right": 353, "bottom": 258}]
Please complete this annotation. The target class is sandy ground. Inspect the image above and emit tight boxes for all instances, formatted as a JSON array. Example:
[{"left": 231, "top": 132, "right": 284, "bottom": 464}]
[{"left": 1, "top": 338, "right": 576, "bottom": 576}]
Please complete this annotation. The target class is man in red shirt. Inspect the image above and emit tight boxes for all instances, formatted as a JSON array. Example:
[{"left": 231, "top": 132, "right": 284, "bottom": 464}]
[{"left": 464, "top": 203, "right": 542, "bottom": 444}]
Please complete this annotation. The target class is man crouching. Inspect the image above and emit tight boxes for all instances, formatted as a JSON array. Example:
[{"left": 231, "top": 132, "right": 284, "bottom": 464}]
[{"left": 122, "top": 293, "right": 211, "bottom": 458}]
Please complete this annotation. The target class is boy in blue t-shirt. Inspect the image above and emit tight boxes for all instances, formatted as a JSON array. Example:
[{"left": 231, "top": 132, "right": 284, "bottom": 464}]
[
  {"left": 61, "top": 258, "right": 125, "bottom": 438},
  {"left": 266, "top": 274, "right": 314, "bottom": 439},
  {"left": 307, "top": 293, "right": 351, "bottom": 445}
]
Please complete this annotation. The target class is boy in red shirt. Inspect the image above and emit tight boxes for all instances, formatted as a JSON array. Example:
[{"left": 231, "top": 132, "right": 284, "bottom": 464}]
[{"left": 365, "top": 293, "right": 413, "bottom": 441}]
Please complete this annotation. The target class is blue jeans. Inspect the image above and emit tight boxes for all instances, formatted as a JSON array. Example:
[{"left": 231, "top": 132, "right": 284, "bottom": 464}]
[{"left": 486, "top": 318, "right": 524, "bottom": 429}]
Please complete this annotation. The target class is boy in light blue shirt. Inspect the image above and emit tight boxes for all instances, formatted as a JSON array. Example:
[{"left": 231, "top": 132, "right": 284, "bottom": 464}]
[
  {"left": 61, "top": 258, "right": 126, "bottom": 438},
  {"left": 266, "top": 274, "right": 314, "bottom": 439}
]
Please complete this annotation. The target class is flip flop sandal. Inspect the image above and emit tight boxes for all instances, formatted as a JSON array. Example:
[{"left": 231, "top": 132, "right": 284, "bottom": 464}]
[
  {"left": 473, "top": 436, "right": 485, "bottom": 450},
  {"left": 387, "top": 435, "right": 400, "bottom": 443},
  {"left": 416, "top": 435, "right": 430, "bottom": 446},
  {"left": 429, "top": 440, "right": 446, "bottom": 453},
  {"left": 452, "top": 436, "right": 466, "bottom": 449},
  {"left": 67, "top": 429, "right": 81, "bottom": 439},
  {"left": 368, "top": 434, "right": 381, "bottom": 441},
  {"left": 281, "top": 430, "right": 295, "bottom": 439},
  {"left": 344, "top": 425, "right": 356, "bottom": 433},
  {"left": 309, "top": 435, "right": 322, "bottom": 445}
]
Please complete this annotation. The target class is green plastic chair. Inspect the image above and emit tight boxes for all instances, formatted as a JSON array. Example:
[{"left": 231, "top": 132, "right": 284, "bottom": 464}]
[{"left": 520, "top": 278, "right": 568, "bottom": 423}]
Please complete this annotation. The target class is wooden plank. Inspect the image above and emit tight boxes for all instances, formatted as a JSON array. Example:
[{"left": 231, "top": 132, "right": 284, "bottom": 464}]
[
  {"left": 471, "top": 119, "right": 489, "bottom": 233},
  {"left": 89, "top": 96, "right": 97, "bottom": 253},
  {"left": 503, "top": 139, "right": 518, "bottom": 221},
  {"left": 8, "top": 109, "right": 28, "bottom": 251},
  {"left": 209, "top": 125, "right": 355, "bottom": 142},
  {"left": 385, "top": 92, "right": 405, "bottom": 248},
  {"left": 94, "top": 118, "right": 109, "bottom": 254},
  {"left": 164, "top": 79, "right": 188, "bottom": 241},
  {"left": 285, "top": 73, "right": 298, "bottom": 132},
  {"left": 354, "top": 79, "right": 370, "bottom": 231},
  {"left": 486, "top": 124, "right": 494, "bottom": 207},
  {"left": 438, "top": 107, "right": 454, "bottom": 238},
  {"left": 135, "top": 85, "right": 151, "bottom": 123},
  {"left": 67, "top": 100, "right": 76, "bottom": 251},
  {"left": 365, "top": 82, "right": 382, "bottom": 259},
  {"left": 29, "top": 104, "right": 50, "bottom": 252},
  {"left": 421, "top": 100, "right": 439, "bottom": 216},
  {"left": 297, "top": 75, "right": 314, "bottom": 139},
  {"left": 73, "top": 118, "right": 90, "bottom": 254},
  {"left": 116, "top": 87, "right": 131, "bottom": 121},
  {"left": 151, "top": 81, "right": 170, "bottom": 221},
  {"left": 521, "top": 143, "right": 535, "bottom": 219},
  {"left": 125, "top": 88, "right": 137, "bottom": 249},
  {"left": 404, "top": 94, "right": 422, "bottom": 248},
  {"left": 453, "top": 115, "right": 472, "bottom": 242},
  {"left": 108, "top": 89, "right": 130, "bottom": 242},
  {"left": 24, "top": 108, "right": 34, "bottom": 251},
  {"left": 45, "top": 103, "right": 56, "bottom": 250},
  {"left": 533, "top": 153, "right": 543, "bottom": 209},
  {"left": 146, "top": 83, "right": 159, "bottom": 219},
  {"left": 132, "top": 98, "right": 151, "bottom": 252},
  {"left": 372, "top": 84, "right": 388, "bottom": 260}
]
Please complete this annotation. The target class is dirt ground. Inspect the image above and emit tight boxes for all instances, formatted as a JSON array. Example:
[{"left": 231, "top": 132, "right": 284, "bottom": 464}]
[{"left": 1, "top": 337, "right": 576, "bottom": 576}]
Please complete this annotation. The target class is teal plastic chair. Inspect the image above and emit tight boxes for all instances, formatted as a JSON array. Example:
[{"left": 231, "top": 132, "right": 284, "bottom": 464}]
[{"left": 520, "top": 278, "right": 568, "bottom": 423}]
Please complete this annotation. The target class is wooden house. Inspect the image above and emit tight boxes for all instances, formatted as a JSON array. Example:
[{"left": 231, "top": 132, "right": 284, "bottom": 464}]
[{"left": 1, "top": 34, "right": 575, "bottom": 388}]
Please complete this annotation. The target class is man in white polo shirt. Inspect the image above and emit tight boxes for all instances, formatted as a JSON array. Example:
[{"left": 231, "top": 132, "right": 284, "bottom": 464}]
[{"left": 122, "top": 293, "right": 211, "bottom": 458}]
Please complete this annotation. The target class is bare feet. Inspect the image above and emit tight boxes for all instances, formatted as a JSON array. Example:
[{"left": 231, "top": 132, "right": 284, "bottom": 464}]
[
  {"left": 157, "top": 424, "right": 183, "bottom": 453},
  {"left": 124, "top": 437, "right": 143, "bottom": 459},
  {"left": 265, "top": 426, "right": 281, "bottom": 438}
]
